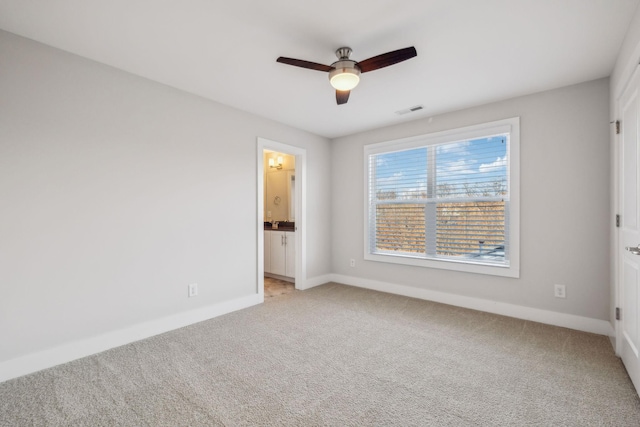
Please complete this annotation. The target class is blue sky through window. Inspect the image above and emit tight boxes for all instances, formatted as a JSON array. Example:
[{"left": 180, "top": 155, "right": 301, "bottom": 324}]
[{"left": 374, "top": 136, "right": 508, "bottom": 199}]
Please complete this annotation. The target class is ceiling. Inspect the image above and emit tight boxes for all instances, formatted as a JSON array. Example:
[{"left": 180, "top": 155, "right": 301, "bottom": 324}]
[{"left": 0, "top": 0, "right": 638, "bottom": 139}]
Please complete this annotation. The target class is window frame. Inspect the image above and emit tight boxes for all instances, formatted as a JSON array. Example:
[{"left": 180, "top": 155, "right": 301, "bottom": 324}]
[{"left": 363, "top": 117, "right": 520, "bottom": 278}]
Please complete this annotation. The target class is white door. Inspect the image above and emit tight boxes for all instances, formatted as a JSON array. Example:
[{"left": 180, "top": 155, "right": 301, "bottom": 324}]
[
  {"left": 285, "top": 231, "right": 295, "bottom": 278},
  {"left": 619, "top": 65, "right": 640, "bottom": 393}
]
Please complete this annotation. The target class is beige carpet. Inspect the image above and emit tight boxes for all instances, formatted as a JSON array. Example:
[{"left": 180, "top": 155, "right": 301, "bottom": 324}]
[{"left": 1, "top": 283, "right": 639, "bottom": 426}]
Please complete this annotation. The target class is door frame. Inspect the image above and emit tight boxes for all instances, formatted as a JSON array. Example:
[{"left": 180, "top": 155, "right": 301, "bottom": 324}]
[{"left": 257, "top": 137, "right": 307, "bottom": 298}]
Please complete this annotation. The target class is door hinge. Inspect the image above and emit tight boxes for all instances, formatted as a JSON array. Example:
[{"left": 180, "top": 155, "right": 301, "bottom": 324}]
[
  {"left": 616, "top": 214, "right": 621, "bottom": 227},
  {"left": 616, "top": 307, "right": 621, "bottom": 321},
  {"left": 616, "top": 120, "right": 621, "bottom": 135}
]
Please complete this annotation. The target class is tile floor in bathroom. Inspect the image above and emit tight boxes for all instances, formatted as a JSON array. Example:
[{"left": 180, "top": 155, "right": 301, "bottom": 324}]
[{"left": 264, "top": 276, "right": 295, "bottom": 298}]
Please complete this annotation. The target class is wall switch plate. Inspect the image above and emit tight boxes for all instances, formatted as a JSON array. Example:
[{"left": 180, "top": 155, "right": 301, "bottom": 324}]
[
  {"left": 554, "top": 284, "right": 566, "bottom": 298},
  {"left": 350, "top": 259, "right": 355, "bottom": 267},
  {"left": 188, "top": 283, "right": 198, "bottom": 297}
]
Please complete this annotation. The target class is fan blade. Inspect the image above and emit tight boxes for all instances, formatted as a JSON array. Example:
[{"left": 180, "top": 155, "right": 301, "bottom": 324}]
[
  {"left": 357, "top": 47, "right": 417, "bottom": 73},
  {"left": 276, "top": 57, "right": 333, "bottom": 72},
  {"left": 336, "top": 90, "right": 350, "bottom": 105}
]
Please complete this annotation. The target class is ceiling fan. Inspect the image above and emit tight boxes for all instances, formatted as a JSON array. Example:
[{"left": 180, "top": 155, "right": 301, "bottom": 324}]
[{"left": 276, "top": 46, "right": 417, "bottom": 105}]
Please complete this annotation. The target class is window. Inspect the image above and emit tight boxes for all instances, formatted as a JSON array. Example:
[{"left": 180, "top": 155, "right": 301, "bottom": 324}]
[{"left": 364, "top": 118, "right": 519, "bottom": 277}]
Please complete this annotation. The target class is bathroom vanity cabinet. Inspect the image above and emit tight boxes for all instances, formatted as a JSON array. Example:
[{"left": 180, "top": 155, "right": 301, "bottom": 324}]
[{"left": 264, "top": 230, "right": 295, "bottom": 278}]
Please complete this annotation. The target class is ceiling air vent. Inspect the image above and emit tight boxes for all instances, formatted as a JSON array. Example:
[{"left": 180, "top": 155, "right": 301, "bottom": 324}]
[{"left": 395, "top": 105, "right": 424, "bottom": 115}]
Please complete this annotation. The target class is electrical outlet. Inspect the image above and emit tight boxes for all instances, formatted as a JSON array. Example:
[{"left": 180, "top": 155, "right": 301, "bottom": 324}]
[
  {"left": 554, "top": 284, "right": 566, "bottom": 298},
  {"left": 188, "top": 283, "right": 198, "bottom": 297},
  {"left": 350, "top": 259, "right": 355, "bottom": 267}
]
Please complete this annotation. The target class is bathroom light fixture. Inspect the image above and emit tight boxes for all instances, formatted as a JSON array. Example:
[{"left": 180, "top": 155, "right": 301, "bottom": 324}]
[{"left": 269, "top": 156, "right": 283, "bottom": 169}]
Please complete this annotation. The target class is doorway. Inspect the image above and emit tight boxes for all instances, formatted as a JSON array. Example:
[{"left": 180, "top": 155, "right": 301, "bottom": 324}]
[{"left": 257, "top": 138, "right": 306, "bottom": 300}]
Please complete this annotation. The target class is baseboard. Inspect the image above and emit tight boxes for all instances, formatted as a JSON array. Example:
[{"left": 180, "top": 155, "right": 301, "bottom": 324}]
[
  {"left": 330, "top": 274, "right": 611, "bottom": 336},
  {"left": 1, "top": 276, "right": 613, "bottom": 383},
  {"left": 609, "top": 334, "right": 617, "bottom": 351},
  {"left": 297, "top": 274, "right": 332, "bottom": 290},
  {"left": 0, "top": 293, "right": 262, "bottom": 383}
]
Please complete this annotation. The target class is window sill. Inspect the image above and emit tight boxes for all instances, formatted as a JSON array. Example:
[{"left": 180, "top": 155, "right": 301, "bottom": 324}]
[{"left": 364, "top": 252, "right": 520, "bottom": 278}]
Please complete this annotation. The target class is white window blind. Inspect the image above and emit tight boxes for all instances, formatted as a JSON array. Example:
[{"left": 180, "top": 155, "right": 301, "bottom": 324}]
[{"left": 365, "top": 118, "right": 519, "bottom": 277}]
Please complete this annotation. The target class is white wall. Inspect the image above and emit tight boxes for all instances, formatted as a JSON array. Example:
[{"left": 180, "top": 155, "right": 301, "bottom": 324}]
[
  {"left": 331, "top": 78, "right": 610, "bottom": 322},
  {"left": 0, "top": 30, "right": 331, "bottom": 369}
]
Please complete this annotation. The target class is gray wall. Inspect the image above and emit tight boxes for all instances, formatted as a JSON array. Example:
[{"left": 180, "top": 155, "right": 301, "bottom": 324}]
[
  {"left": 0, "top": 30, "right": 332, "bottom": 362},
  {"left": 331, "top": 78, "right": 611, "bottom": 320}
]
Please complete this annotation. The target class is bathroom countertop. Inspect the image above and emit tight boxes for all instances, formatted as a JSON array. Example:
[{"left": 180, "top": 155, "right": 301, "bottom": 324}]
[{"left": 264, "top": 222, "right": 295, "bottom": 231}]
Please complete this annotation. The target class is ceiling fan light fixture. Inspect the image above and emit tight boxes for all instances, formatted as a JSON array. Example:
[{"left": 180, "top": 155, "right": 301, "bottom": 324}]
[
  {"left": 330, "top": 71, "right": 360, "bottom": 91},
  {"left": 329, "top": 65, "right": 360, "bottom": 91},
  {"left": 277, "top": 46, "right": 416, "bottom": 104}
]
